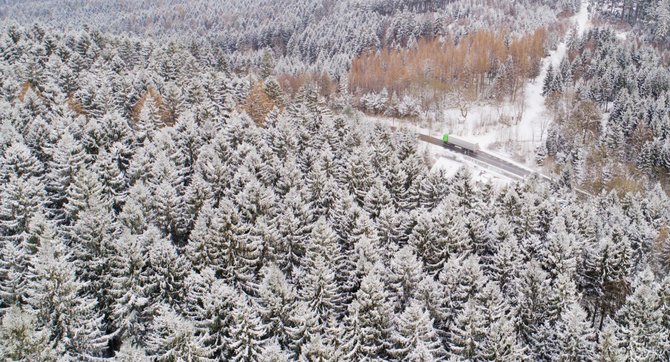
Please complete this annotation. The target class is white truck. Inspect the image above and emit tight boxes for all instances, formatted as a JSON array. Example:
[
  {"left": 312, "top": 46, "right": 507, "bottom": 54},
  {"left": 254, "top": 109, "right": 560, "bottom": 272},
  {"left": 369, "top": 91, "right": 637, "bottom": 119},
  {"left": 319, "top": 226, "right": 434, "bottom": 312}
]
[{"left": 442, "top": 133, "right": 480, "bottom": 153}]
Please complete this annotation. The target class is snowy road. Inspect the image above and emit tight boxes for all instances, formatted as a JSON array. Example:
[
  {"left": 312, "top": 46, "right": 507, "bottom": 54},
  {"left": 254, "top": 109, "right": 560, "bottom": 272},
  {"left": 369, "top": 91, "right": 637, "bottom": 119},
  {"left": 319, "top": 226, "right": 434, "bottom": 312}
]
[
  {"left": 419, "top": 133, "right": 593, "bottom": 198},
  {"left": 419, "top": 134, "right": 532, "bottom": 178}
]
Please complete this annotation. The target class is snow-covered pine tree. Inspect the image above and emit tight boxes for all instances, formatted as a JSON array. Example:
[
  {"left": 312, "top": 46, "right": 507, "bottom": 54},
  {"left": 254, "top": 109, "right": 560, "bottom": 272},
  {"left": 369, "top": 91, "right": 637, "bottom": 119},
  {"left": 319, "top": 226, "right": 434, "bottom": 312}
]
[
  {"left": 274, "top": 188, "right": 312, "bottom": 276},
  {"left": 424, "top": 203, "right": 471, "bottom": 273},
  {"left": 0, "top": 175, "right": 46, "bottom": 241},
  {"left": 142, "top": 227, "right": 191, "bottom": 310},
  {"left": 547, "top": 302, "right": 597, "bottom": 361},
  {"left": 1, "top": 141, "right": 43, "bottom": 181},
  {"left": 115, "top": 340, "right": 151, "bottom": 362},
  {"left": 340, "top": 263, "right": 394, "bottom": 360},
  {"left": 543, "top": 63, "right": 555, "bottom": 96},
  {"left": 151, "top": 179, "right": 185, "bottom": 241},
  {"left": 582, "top": 230, "right": 632, "bottom": 329},
  {"left": 181, "top": 268, "right": 238, "bottom": 360},
  {"left": 298, "top": 331, "right": 340, "bottom": 362},
  {"left": 448, "top": 299, "right": 487, "bottom": 360},
  {"left": 612, "top": 268, "right": 668, "bottom": 360},
  {"left": 489, "top": 235, "right": 523, "bottom": 298},
  {"left": 299, "top": 252, "right": 340, "bottom": 327},
  {"left": 44, "top": 131, "right": 88, "bottom": 215},
  {"left": 208, "top": 198, "right": 260, "bottom": 290},
  {"left": 261, "top": 337, "right": 292, "bottom": 362},
  {"left": 93, "top": 147, "right": 127, "bottom": 211},
  {"left": 437, "top": 253, "right": 488, "bottom": 333},
  {"left": 109, "top": 230, "right": 151, "bottom": 344},
  {"left": 68, "top": 197, "right": 118, "bottom": 332},
  {"left": 258, "top": 264, "right": 297, "bottom": 350},
  {"left": 63, "top": 168, "right": 106, "bottom": 224},
  {"left": 0, "top": 305, "right": 55, "bottom": 361},
  {"left": 227, "top": 297, "right": 268, "bottom": 361},
  {"left": 387, "top": 245, "right": 426, "bottom": 312},
  {"left": 515, "top": 261, "right": 551, "bottom": 353},
  {"left": 389, "top": 299, "right": 445, "bottom": 360},
  {"left": 146, "top": 304, "right": 213, "bottom": 362},
  {"left": 26, "top": 235, "right": 109, "bottom": 360}
]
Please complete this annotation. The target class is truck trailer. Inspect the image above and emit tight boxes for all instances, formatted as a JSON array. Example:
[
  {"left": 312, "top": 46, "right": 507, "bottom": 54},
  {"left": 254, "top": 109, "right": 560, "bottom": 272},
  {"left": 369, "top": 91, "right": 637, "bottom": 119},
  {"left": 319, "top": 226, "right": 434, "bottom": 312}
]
[{"left": 442, "top": 133, "right": 480, "bottom": 153}]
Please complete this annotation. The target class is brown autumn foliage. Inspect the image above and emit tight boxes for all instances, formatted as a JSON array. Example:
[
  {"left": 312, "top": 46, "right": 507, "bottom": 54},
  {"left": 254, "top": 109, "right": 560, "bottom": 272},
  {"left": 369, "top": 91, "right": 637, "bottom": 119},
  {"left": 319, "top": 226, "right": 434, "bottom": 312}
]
[
  {"left": 19, "top": 78, "right": 88, "bottom": 117},
  {"left": 245, "top": 81, "right": 276, "bottom": 125},
  {"left": 605, "top": 175, "right": 645, "bottom": 195},
  {"left": 67, "top": 95, "right": 85, "bottom": 116},
  {"left": 654, "top": 224, "right": 670, "bottom": 271},
  {"left": 18, "top": 81, "right": 32, "bottom": 101},
  {"left": 278, "top": 72, "right": 337, "bottom": 98},
  {"left": 348, "top": 28, "right": 548, "bottom": 104}
]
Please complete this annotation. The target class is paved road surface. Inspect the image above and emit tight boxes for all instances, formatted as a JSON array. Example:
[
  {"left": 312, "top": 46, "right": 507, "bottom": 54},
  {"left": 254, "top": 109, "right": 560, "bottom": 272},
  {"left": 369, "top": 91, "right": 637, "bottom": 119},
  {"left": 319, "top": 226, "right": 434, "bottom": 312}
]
[
  {"left": 417, "top": 134, "right": 533, "bottom": 178},
  {"left": 417, "top": 133, "right": 593, "bottom": 198}
]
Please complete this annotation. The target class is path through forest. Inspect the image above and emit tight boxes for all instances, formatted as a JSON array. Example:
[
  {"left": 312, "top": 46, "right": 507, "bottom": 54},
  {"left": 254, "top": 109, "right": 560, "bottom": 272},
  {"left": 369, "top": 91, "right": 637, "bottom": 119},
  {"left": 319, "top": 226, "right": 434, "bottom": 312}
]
[{"left": 517, "top": 0, "right": 591, "bottom": 148}]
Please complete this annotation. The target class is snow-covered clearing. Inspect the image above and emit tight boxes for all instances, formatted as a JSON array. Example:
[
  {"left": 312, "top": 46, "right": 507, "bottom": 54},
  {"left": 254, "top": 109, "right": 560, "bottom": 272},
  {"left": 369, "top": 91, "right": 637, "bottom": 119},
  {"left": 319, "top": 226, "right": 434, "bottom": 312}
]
[
  {"left": 510, "top": 0, "right": 591, "bottom": 161},
  {"left": 366, "top": 1, "right": 592, "bottom": 179}
]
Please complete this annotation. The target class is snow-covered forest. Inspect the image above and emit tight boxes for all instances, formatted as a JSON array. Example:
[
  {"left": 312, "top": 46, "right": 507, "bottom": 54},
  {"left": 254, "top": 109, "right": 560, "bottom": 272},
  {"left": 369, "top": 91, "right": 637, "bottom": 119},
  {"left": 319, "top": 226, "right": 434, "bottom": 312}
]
[
  {"left": 591, "top": 0, "right": 670, "bottom": 43},
  {"left": 0, "top": 0, "right": 580, "bottom": 77},
  {"left": 541, "top": 24, "right": 670, "bottom": 192},
  {"left": 2, "top": 0, "right": 670, "bottom": 361}
]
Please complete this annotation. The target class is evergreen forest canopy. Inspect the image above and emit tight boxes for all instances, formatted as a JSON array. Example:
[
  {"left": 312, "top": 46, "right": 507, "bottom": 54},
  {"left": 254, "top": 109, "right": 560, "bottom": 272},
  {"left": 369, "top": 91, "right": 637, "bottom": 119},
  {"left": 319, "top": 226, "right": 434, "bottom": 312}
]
[
  {"left": 0, "top": 0, "right": 577, "bottom": 76},
  {"left": 0, "top": 0, "right": 670, "bottom": 361}
]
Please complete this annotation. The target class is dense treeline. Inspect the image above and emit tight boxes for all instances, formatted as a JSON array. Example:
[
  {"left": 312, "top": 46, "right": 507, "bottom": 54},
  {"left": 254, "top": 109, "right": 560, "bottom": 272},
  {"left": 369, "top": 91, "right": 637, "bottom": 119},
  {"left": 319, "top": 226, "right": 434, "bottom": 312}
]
[
  {"left": 0, "top": 0, "right": 578, "bottom": 77},
  {"left": 540, "top": 27, "right": 670, "bottom": 193},
  {"left": 591, "top": 0, "right": 670, "bottom": 43},
  {"left": 1, "top": 25, "right": 670, "bottom": 361},
  {"left": 348, "top": 27, "right": 550, "bottom": 114}
]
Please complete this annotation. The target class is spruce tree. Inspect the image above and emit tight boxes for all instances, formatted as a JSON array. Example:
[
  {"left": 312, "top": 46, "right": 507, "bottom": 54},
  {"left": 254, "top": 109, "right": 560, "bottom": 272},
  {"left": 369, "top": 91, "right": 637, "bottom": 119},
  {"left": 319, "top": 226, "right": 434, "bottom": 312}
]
[
  {"left": 142, "top": 227, "right": 191, "bottom": 310},
  {"left": 341, "top": 264, "right": 393, "bottom": 360},
  {"left": 515, "top": 261, "right": 550, "bottom": 350},
  {"left": 68, "top": 199, "right": 118, "bottom": 331},
  {"left": 258, "top": 264, "right": 297, "bottom": 350},
  {"left": 146, "top": 305, "right": 213, "bottom": 362},
  {"left": 0, "top": 305, "right": 55, "bottom": 362},
  {"left": 387, "top": 245, "right": 426, "bottom": 312},
  {"left": 549, "top": 302, "right": 597, "bottom": 361},
  {"left": 26, "top": 236, "right": 109, "bottom": 360},
  {"left": 261, "top": 338, "right": 291, "bottom": 362},
  {"left": 63, "top": 168, "right": 106, "bottom": 224},
  {"left": 613, "top": 268, "right": 668, "bottom": 360},
  {"left": 390, "top": 300, "right": 445, "bottom": 360},
  {"left": 2, "top": 141, "right": 43, "bottom": 180},
  {"left": 543, "top": 63, "right": 555, "bottom": 96},
  {"left": 115, "top": 340, "right": 151, "bottom": 362},
  {"left": 227, "top": 297, "right": 268, "bottom": 362},
  {"left": 363, "top": 178, "right": 393, "bottom": 219},
  {"left": 182, "top": 268, "right": 238, "bottom": 360},
  {"left": 45, "top": 130, "right": 88, "bottom": 220},
  {"left": 285, "top": 301, "right": 320, "bottom": 358},
  {"left": 437, "top": 254, "right": 488, "bottom": 331},
  {"left": 151, "top": 179, "right": 185, "bottom": 240},
  {"left": 110, "top": 231, "right": 151, "bottom": 344},
  {"left": 298, "top": 332, "right": 340, "bottom": 362},
  {"left": 448, "top": 300, "right": 486, "bottom": 360},
  {"left": 0, "top": 175, "right": 46, "bottom": 240},
  {"left": 299, "top": 253, "right": 340, "bottom": 326}
]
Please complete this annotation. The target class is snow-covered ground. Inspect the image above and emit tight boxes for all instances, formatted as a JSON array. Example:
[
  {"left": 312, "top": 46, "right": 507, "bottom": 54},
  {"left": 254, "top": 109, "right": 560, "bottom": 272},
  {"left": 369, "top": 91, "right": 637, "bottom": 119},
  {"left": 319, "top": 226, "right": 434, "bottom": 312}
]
[
  {"left": 509, "top": 0, "right": 591, "bottom": 160},
  {"left": 365, "top": 1, "right": 592, "bottom": 179},
  {"left": 466, "top": 0, "right": 591, "bottom": 163},
  {"left": 427, "top": 144, "right": 519, "bottom": 186}
]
